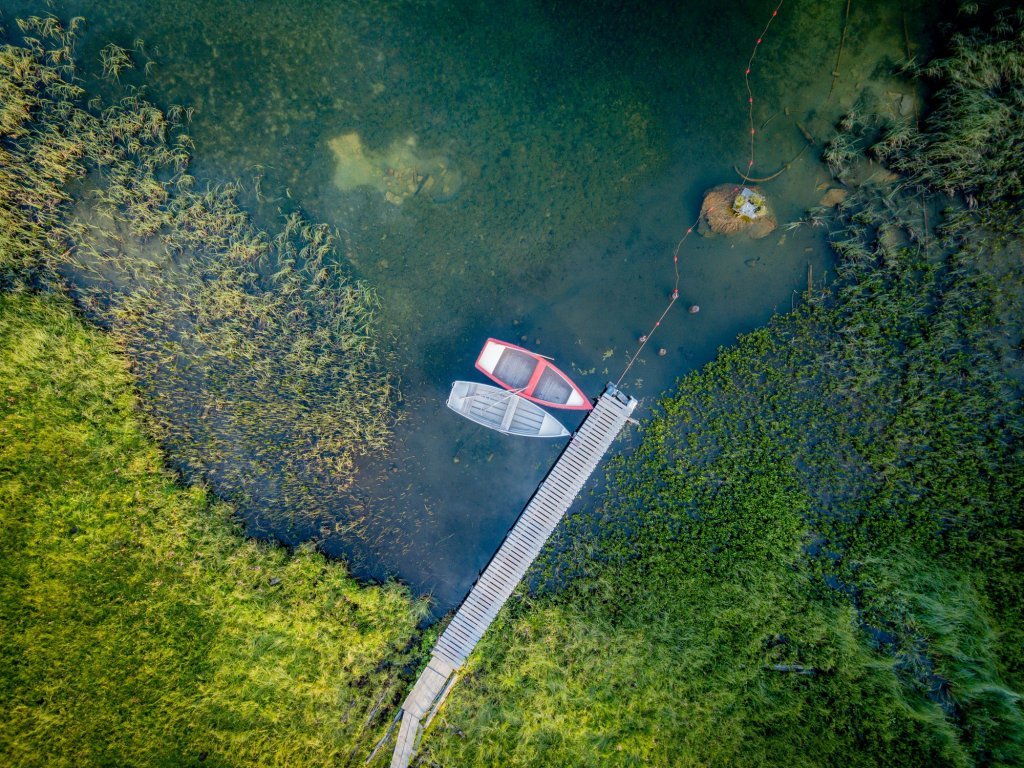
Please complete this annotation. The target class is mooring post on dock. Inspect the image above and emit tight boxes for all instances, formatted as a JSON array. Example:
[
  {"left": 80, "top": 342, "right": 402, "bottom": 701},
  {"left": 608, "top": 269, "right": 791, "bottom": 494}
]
[{"left": 388, "top": 383, "right": 638, "bottom": 768}]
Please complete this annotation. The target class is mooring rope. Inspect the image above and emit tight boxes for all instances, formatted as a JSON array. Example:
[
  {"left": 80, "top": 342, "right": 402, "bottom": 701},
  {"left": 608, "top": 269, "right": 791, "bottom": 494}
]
[
  {"left": 614, "top": 1, "right": 784, "bottom": 388},
  {"left": 615, "top": 216, "right": 692, "bottom": 387},
  {"left": 743, "top": 1, "right": 785, "bottom": 179}
]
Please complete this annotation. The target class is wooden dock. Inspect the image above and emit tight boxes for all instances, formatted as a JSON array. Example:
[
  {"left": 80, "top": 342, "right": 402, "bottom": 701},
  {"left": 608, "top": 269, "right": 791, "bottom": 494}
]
[{"left": 388, "top": 383, "right": 637, "bottom": 768}]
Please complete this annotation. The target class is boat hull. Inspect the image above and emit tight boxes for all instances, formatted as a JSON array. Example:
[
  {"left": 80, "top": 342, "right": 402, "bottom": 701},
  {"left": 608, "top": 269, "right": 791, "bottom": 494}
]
[
  {"left": 446, "top": 381, "right": 569, "bottom": 438},
  {"left": 475, "top": 338, "right": 591, "bottom": 410}
]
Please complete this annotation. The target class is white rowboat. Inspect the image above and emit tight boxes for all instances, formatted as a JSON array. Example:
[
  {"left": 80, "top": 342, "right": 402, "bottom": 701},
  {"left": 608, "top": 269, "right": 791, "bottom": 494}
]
[{"left": 446, "top": 381, "right": 569, "bottom": 438}]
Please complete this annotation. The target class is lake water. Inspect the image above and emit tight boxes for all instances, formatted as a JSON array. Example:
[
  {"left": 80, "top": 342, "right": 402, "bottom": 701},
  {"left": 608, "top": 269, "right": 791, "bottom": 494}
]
[{"left": 7, "top": 0, "right": 933, "bottom": 610}]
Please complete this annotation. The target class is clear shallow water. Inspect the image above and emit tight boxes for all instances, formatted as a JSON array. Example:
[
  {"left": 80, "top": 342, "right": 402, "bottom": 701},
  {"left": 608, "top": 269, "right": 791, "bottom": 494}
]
[{"left": 8, "top": 0, "right": 932, "bottom": 610}]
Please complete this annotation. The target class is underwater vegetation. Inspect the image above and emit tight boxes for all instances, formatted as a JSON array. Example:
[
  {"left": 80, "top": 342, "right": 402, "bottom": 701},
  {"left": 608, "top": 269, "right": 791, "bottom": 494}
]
[
  {"left": 886, "top": 6, "right": 1024, "bottom": 234},
  {"left": 413, "top": 8, "right": 1024, "bottom": 767},
  {"left": 3, "top": 4, "right": 1022, "bottom": 767},
  {"left": 0, "top": 293, "right": 428, "bottom": 767},
  {"left": 0, "top": 16, "right": 398, "bottom": 530},
  {"left": 1, "top": 16, "right": 432, "bottom": 764}
]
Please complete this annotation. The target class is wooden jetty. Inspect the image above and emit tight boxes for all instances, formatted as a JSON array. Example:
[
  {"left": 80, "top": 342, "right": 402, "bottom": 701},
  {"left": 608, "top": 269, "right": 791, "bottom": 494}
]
[{"left": 388, "top": 383, "right": 637, "bottom": 768}]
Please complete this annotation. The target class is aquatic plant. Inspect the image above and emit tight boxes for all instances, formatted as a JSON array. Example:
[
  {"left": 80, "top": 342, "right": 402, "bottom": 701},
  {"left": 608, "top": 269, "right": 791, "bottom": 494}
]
[
  {"left": 887, "top": 7, "right": 1024, "bottom": 232},
  {"left": 0, "top": 15, "right": 399, "bottom": 528},
  {"left": 0, "top": 16, "right": 86, "bottom": 285},
  {"left": 99, "top": 41, "right": 133, "bottom": 80},
  {"left": 411, "top": 9, "right": 1024, "bottom": 767},
  {"left": 0, "top": 293, "right": 427, "bottom": 767},
  {"left": 822, "top": 125, "right": 862, "bottom": 178}
]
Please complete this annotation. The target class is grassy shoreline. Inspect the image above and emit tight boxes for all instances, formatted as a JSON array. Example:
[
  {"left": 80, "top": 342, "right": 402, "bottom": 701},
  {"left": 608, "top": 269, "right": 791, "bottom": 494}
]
[
  {"left": 0, "top": 292, "right": 425, "bottom": 766},
  {"left": 1, "top": 15, "right": 399, "bottom": 533},
  {"left": 2, "top": 5, "right": 1022, "bottom": 768},
  {"left": 1, "top": 16, "right": 428, "bottom": 765},
  {"left": 415, "top": 8, "right": 1024, "bottom": 767}
]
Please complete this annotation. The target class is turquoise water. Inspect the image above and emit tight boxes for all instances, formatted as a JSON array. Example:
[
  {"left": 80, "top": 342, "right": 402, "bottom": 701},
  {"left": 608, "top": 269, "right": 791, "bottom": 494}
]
[{"left": 7, "top": 0, "right": 932, "bottom": 610}]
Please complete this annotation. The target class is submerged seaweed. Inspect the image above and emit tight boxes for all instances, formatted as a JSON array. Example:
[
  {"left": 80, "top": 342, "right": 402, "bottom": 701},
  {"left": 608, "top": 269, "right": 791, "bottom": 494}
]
[
  {"left": 1, "top": 16, "right": 399, "bottom": 529},
  {"left": 414, "top": 9, "right": 1024, "bottom": 767}
]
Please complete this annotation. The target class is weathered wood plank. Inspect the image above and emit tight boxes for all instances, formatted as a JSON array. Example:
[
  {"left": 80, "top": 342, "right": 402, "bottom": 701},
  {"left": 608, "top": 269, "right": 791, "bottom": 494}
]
[
  {"left": 391, "top": 385, "right": 637, "bottom": 768},
  {"left": 437, "top": 622, "right": 474, "bottom": 649},
  {"left": 432, "top": 387, "right": 634, "bottom": 669},
  {"left": 507, "top": 528, "right": 543, "bottom": 552}
]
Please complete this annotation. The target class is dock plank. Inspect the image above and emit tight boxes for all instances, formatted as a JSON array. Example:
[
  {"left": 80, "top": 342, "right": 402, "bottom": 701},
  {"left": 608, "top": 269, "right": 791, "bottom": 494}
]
[{"left": 390, "top": 384, "right": 637, "bottom": 768}]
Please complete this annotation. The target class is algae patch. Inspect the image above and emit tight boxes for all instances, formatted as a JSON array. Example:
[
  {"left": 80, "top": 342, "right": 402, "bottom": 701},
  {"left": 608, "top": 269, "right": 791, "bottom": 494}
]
[{"left": 328, "top": 131, "right": 461, "bottom": 204}]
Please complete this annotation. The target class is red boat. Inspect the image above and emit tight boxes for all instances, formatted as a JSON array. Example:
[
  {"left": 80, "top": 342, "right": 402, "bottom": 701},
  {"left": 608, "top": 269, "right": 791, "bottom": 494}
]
[{"left": 474, "top": 338, "right": 592, "bottom": 410}]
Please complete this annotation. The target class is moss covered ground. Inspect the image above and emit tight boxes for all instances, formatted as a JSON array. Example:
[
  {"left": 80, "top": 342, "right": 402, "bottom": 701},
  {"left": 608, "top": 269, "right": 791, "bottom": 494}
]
[{"left": 0, "top": 293, "right": 426, "bottom": 767}]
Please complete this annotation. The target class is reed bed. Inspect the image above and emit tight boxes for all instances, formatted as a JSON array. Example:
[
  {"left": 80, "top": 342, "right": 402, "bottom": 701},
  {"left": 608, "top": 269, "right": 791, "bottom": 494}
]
[
  {"left": 415, "top": 10, "right": 1024, "bottom": 767},
  {"left": 888, "top": 6, "right": 1024, "bottom": 231},
  {"left": 1, "top": 15, "right": 399, "bottom": 529},
  {"left": 0, "top": 292, "right": 428, "bottom": 767}
]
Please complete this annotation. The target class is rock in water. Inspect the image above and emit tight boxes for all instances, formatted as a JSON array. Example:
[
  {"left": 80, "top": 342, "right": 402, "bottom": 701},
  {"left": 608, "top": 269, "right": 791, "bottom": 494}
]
[
  {"left": 329, "top": 131, "right": 462, "bottom": 204},
  {"left": 698, "top": 183, "right": 777, "bottom": 239},
  {"left": 819, "top": 187, "right": 848, "bottom": 207}
]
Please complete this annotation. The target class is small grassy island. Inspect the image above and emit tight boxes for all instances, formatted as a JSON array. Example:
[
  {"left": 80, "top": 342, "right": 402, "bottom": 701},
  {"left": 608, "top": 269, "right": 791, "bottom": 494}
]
[{"left": 2, "top": 5, "right": 1022, "bottom": 768}]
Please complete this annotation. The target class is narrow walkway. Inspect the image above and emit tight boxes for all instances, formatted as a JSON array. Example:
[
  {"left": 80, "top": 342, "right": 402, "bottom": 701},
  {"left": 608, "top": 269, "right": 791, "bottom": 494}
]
[{"left": 389, "top": 383, "right": 637, "bottom": 768}]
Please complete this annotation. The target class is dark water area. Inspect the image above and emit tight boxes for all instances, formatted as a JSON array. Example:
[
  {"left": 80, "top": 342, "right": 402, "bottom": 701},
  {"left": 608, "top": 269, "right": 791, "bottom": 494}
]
[{"left": 5, "top": 0, "right": 938, "bottom": 611}]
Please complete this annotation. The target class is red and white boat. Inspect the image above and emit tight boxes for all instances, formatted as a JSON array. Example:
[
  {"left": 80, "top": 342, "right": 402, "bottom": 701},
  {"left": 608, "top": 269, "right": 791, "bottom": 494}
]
[{"left": 474, "top": 338, "right": 592, "bottom": 411}]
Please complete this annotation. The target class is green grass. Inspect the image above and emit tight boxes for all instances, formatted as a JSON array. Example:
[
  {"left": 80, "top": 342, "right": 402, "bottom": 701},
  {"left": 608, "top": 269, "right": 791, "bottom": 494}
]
[
  {"left": 1, "top": 16, "right": 400, "bottom": 527},
  {"left": 415, "top": 10, "right": 1024, "bottom": 767},
  {"left": 418, "top": 439, "right": 996, "bottom": 767},
  {"left": 0, "top": 292, "right": 426, "bottom": 767}
]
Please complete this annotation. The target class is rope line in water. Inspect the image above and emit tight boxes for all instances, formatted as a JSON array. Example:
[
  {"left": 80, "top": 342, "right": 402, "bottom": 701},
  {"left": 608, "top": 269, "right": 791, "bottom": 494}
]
[
  {"left": 615, "top": 1, "right": 785, "bottom": 389},
  {"left": 614, "top": 213, "right": 696, "bottom": 387},
  {"left": 744, "top": 1, "right": 785, "bottom": 177}
]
